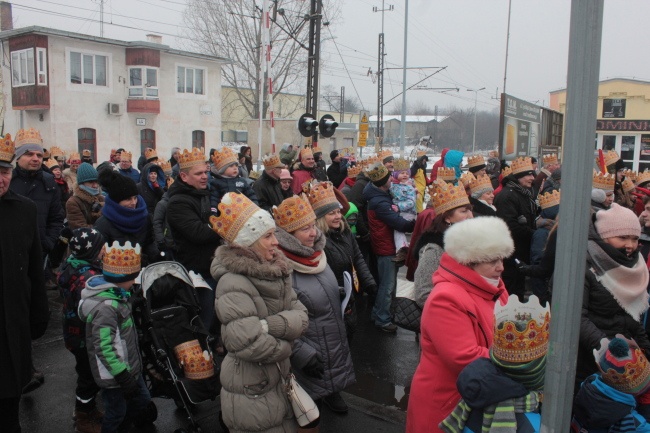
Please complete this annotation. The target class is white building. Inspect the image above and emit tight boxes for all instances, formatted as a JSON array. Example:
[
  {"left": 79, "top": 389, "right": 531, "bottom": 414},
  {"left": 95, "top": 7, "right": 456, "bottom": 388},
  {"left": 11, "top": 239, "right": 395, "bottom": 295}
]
[{"left": 0, "top": 19, "right": 228, "bottom": 163}]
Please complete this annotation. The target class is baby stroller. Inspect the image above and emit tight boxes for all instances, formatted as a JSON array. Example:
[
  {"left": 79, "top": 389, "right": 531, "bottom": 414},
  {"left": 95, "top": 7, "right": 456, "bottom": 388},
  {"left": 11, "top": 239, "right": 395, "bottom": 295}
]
[{"left": 133, "top": 261, "right": 220, "bottom": 433}]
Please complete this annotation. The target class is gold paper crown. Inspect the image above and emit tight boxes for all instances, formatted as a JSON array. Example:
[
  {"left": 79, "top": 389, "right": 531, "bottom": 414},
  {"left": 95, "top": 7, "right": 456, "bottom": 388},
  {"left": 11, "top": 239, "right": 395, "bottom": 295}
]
[
  {"left": 311, "top": 145, "right": 322, "bottom": 155},
  {"left": 623, "top": 169, "right": 637, "bottom": 183},
  {"left": 511, "top": 157, "right": 534, "bottom": 176},
  {"left": 102, "top": 241, "right": 142, "bottom": 277},
  {"left": 82, "top": 149, "right": 91, "bottom": 157},
  {"left": 469, "top": 174, "right": 494, "bottom": 196},
  {"left": 272, "top": 195, "right": 316, "bottom": 233},
  {"left": 306, "top": 181, "right": 339, "bottom": 216},
  {"left": 378, "top": 149, "right": 393, "bottom": 162},
  {"left": 68, "top": 152, "right": 81, "bottom": 163},
  {"left": 157, "top": 160, "right": 172, "bottom": 175},
  {"left": 144, "top": 147, "right": 158, "bottom": 160},
  {"left": 347, "top": 164, "right": 362, "bottom": 179},
  {"left": 621, "top": 177, "right": 636, "bottom": 194},
  {"left": 459, "top": 171, "right": 476, "bottom": 188},
  {"left": 120, "top": 151, "right": 133, "bottom": 162},
  {"left": 601, "top": 150, "right": 620, "bottom": 168},
  {"left": 15, "top": 128, "right": 43, "bottom": 148},
  {"left": 492, "top": 294, "right": 550, "bottom": 364},
  {"left": 393, "top": 158, "right": 410, "bottom": 171},
  {"left": 429, "top": 180, "right": 470, "bottom": 215},
  {"left": 365, "top": 162, "right": 389, "bottom": 183},
  {"left": 539, "top": 190, "right": 561, "bottom": 209},
  {"left": 501, "top": 165, "right": 512, "bottom": 177},
  {"left": 299, "top": 147, "right": 314, "bottom": 160},
  {"left": 437, "top": 167, "right": 456, "bottom": 182},
  {"left": 209, "top": 193, "right": 260, "bottom": 244},
  {"left": 211, "top": 147, "right": 238, "bottom": 171},
  {"left": 594, "top": 335, "right": 650, "bottom": 395},
  {"left": 593, "top": 171, "right": 615, "bottom": 191},
  {"left": 467, "top": 154, "right": 486, "bottom": 169},
  {"left": 543, "top": 153, "right": 559, "bottom": 166},
  {"left": 636, "top": 169, "right": 650, "bottom": 187},
  {"left": 262, "top": 154, "right": 283, "bottom": 169},
  {"left": 49, "top": 146, "right": 64, "bottom": 158},
  {"left": 178, "top": 148, "right": 207, "bottom": 170},
  {"left": 363, "top": 156, "right": 380, "bottom": 166},
  {"left": 0, "top": 134, "right": 15, "bottom": 164},
  {"left": 45, "top": 158, "right": 60, "bottom": 170},
  {"left": 43, "top": 149, "right": 51, "bottom": 158}
]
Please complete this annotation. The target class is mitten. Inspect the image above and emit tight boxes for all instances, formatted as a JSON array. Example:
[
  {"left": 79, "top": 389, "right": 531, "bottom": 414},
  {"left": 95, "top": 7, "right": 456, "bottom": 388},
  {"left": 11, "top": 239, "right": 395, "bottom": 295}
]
[{"left": 114, "top": 370, "right": 139, "bottom": 400}]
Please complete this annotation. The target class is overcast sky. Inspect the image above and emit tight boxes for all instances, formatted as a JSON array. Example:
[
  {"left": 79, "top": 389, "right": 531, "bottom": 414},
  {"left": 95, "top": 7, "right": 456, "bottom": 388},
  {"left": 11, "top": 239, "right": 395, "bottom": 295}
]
[{"left": 8, "top": 0, "right": 650, "bottom": 114}]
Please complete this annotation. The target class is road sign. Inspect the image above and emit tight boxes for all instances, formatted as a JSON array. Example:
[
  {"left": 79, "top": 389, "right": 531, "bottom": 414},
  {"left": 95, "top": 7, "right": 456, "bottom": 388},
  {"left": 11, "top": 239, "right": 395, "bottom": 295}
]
[
  {"left": 359, "top": 123, "right": 369, "bottom": 132},
  {"left": 359, "top": 131, "right": 368, "bottom": 140},
  {"left": 358, "top": 111, "right": 369, "bottom": 148}
]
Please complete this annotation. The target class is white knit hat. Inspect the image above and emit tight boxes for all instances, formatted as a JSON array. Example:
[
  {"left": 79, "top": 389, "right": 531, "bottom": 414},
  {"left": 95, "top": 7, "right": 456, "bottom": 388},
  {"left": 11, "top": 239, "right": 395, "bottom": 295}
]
[
  {"left": 209, "top": 193, "right": 276, "bottom": 247},
  {"left": 444, "top": 216, "right": 514, "bottom": 265}
]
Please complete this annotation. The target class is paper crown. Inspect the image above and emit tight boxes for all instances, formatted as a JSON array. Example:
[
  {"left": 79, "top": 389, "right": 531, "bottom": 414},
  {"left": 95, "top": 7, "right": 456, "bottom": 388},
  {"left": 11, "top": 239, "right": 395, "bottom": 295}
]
[
  {"left": 600, "top": 150, "right": 620, "bottom": 168},
  {"left": 120, "top": 150, "right": 133, "bottom": 162},
  {"left": 492, "top": 294, "right": 551, "bottom": 364},
  {"left": 623, "top": 169, "right": 637, "bottom": 183},
  {"left": 459, "top": 171, "right": 476, "bottom": 188},
  {"left": 429, "top": 180, "right": 470, "bottom": 215},
  {"left": 593, "top": 171, "right": 615, "bottom": 191},
  {"left": 393, "top": 158, "right": 410, "bottom": 171},
  {"left": 178, "top": 148, "right": 207, "bottom": 170},
  {"left": 102, "top": 241, "right": 142, "bottom": 279},
  {"left": 437, "top": 167, "right": 456, "bottom": 182},
  {"left": 501, "top": 165, "right": 512, "bottom": 177},
  {"left": 0, "top": 134, "right": 15, "bottom": 164},
  {"left": 311, "top": 145, "right": 322, "bottom": 155},
  {"left": 299, "top": 147, "right": 314, "bottom": 160},
  {"left": 539, "top": 190, "right": 561, "bottom": 209},
  {"left": 157, "top": 160, "right": 172, "bottom": 175},
  {"left": 209, "top": 193, "right": 274, "bottom": 246},
  {"left": 378, "top": 149, "right": 393, "bottom": 162},
  {"left": 594, "top": 334, "right": 650, "bottom": 395},
  {"left": 543, "top": 153, "right": 559, "bottom": 166},
  {"left": 636, "top": 169, "right": 650, "bottom": 186},
  {"left": 362, "top": 156, "right": 380, "bottom": 166},
  {"left": 467, "top": 154, "right": 486, "bottom": 169},
  {"left": 211, "top": 147, "right": 238, "bottom": 171},
  {"left": 82, "top": 149, "right": 91, "bottom": 157},
  {"left": 272, "top": 195, "right": 316, "bottom": 233},
  {"left": 45, "top": 158, "right": 60, "bottom": 170},
  {"left": 365, "top": 162, "right": 390, "bottom": 183},
  {"left": 144, "top": 148, "right": 158, "bottom": 160},
  {"left": 43, "top": 149, "right": 51, "bottom": 158},
  {"left": 622, "top": 177, "right": 636, "bottom": 193},
  {"left": 469, "top": 173, "right": 494, "bottom": 196},
  {"left": 347, "top": 164, "right": 362, "bottom": 179},
  {"left": 306, "top": 181, "right": 340, "bottom": 218},
  {"left": 488, "top": 150, "right": 499, "bottom": 158},
  {"left": 416, "top": 149, "right": 427, "bottom": 158},
  {"left": 15, "top": 128, "right": 43, "bottom": 148},
  {"left": 511, "top": 157, "right": 534, "bottom": 176},
  {"left": 49, "top": 146, "right": 65, "bottom": 158},
  {"left": 262, "top": 153, "right": 284, "bottom": 169},
  {"left": 68, "top": 152, "right": 81, "bottom": 163}
]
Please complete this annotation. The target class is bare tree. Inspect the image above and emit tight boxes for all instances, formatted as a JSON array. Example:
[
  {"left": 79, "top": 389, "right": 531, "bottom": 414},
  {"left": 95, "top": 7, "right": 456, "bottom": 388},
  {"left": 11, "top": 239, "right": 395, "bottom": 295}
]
[{"left": 320, "top": 83, "right": 360, "bottom": 114}]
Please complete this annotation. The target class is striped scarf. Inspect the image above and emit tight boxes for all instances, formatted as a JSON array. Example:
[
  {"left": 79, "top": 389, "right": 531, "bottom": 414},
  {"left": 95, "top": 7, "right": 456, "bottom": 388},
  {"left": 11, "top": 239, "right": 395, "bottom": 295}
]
[{"left": 489, "top": 352, "right": 547, "bottom": 391}]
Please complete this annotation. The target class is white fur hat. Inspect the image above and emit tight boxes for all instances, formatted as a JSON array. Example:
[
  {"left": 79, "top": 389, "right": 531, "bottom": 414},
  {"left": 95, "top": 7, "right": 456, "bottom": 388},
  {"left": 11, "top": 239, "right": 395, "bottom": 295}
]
[{"left": 444, "top": 217, "right": 514, "bottom": 265}]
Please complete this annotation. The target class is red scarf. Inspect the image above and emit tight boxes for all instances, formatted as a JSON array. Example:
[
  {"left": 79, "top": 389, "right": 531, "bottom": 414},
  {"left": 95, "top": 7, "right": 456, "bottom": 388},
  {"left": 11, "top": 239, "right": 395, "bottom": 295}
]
[{"left": 280, "top": 247, "right": 322, "bottom": 267}]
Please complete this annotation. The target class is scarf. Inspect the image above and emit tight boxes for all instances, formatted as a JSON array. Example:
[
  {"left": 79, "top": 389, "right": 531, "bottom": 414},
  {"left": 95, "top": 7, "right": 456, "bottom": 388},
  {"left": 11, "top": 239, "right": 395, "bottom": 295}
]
[
  {"left": 478, "top": 199, "right": 496, "bottom": 211},
  {"left": 276, "top": 227, "right": 328, "bottom": 274},
  {"left": 587, "top": 237, "right": 649, "bottom": 321},
  {"left": 79, "top": 184, "right": 100, "bottom": 196},
  {"left": 490, "top": 351, "right": 547, "bottom": 391},
  {"left": 506, "top": 178, "right": 537, "bottom": 216},
  {"left": 101, "top": 195, "right": 149, "bottom": 234}
]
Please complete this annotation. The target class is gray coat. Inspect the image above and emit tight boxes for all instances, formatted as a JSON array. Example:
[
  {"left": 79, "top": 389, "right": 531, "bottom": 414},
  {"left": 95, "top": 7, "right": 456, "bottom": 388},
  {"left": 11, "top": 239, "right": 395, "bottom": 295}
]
[
  {"left": 211, "top": 244, "right": 308, "bottom": 433},
  {"left": 276, "top": 228, "right": 356, "bottom": 400},
  {"left": 414, "top": 243, "right": 444, "bottom": 308}
]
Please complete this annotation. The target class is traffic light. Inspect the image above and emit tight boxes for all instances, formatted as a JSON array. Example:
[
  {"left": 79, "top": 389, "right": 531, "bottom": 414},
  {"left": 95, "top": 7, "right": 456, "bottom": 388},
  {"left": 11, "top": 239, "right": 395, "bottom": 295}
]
[
  {"left": 298, "top": 113, "right": 319, "bottom": 137},
  {"left": 319, "top": 114, "right": 338, "bottom": 138}
]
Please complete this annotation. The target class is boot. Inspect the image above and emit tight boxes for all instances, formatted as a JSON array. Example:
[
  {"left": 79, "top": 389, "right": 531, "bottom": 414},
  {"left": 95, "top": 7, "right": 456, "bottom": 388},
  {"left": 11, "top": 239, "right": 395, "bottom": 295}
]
[
  {"left": 322, "top": 391, "right": 348, "bottom": 413},
  {"left": 74, "top": 409, "right": 102, "bottom": 433}
]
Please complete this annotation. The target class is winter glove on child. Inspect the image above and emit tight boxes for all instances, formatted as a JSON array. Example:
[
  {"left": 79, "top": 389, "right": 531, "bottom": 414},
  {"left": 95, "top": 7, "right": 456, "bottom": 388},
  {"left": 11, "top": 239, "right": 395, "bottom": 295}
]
[
  {"left": 303, "top": 353, "right": 325, "bottom": 379},
  {"left": 115, "top": 370, "right": 139, "bottom": 400}
]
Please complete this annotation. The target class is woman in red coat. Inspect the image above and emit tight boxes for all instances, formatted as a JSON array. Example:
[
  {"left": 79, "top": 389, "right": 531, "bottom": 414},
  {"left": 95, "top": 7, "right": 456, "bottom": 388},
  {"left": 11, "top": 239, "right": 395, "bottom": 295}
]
[{"left": 406, "top": 216, "right": 514, "bottom": 433}]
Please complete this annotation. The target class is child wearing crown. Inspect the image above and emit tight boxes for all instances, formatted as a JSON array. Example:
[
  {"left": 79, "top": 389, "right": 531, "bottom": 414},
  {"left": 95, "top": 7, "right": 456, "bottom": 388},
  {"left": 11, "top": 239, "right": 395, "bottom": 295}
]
[
  {"left": 390, "top": 160, "right": 418, "bottom": 264},
  {"left": 78, "top": 241, "right": 156, "bottom": 433},
  {"left": 209, "top": 148, "right": 258, "bottom": 211}
]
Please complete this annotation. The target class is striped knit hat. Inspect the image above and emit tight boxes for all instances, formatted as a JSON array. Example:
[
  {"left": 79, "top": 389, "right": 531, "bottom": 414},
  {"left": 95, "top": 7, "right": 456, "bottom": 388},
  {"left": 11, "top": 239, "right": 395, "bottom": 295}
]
[{"left": 594, "top": 335, "right": 650, "bottom": 395}]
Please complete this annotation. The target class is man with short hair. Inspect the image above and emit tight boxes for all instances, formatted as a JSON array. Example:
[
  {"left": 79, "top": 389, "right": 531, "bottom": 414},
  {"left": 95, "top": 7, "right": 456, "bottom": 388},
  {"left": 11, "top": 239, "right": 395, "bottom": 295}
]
[
  {"left": 117, "top": 151, "right": 140, "bottom": 182},
  {"left": 291, "top": 147, "right": 317, "bottom": 194},
  {"left": 252, "top": 154, "right": 285, "bottom": 211},
  {"left": 326, "top": 150, "right": 347, "bottom": 188}
]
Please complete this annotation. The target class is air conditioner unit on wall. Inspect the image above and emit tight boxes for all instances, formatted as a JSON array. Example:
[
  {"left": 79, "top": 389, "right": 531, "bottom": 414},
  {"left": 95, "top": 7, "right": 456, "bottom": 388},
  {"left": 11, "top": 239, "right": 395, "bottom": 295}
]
[{"left": 107, "top": 103, "right": 123, "bottom": 116}]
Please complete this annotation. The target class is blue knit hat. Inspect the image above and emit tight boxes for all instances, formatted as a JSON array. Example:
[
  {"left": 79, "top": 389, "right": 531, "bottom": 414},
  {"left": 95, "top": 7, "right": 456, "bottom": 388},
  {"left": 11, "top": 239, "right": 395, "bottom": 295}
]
[{"left": 76, "top": 162, "right": 98, "bottom": 184}]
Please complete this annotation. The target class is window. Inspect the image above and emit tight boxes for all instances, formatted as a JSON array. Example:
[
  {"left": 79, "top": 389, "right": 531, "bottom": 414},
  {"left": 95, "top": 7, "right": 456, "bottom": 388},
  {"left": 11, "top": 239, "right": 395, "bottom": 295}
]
[
  {"left": 70, "top": 51, "right": 107, "bottom": 86},
  {"left": 177, "top": 66, "right": 205, "bottom": 95},
  {"left": 140, "top": 129, "right": 156, "bottom": 154},
  {"left": 192, "top": 130, "right": 205, "bottom": 149},
  {"left": 11, "top": 48, "right": 35, "bottom": 87},
  {"left": 129, "top": 67, "right": 158, "bottom": 99},
  {"left": 36, "top": 48, "right": 47, "bottom": 85},
  {"left": 78, "top": 128, "right": 97, "bottom": 160}
]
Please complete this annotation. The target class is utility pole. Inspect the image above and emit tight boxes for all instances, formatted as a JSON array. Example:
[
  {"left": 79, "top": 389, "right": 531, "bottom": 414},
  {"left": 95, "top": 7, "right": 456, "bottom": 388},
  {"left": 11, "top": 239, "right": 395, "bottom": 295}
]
[
  {"left": 503, "top": 0, "right": 512, "bottom": 97},
  {"left": 399, "top": 0, "right": 409, "bottom": 156},
  {"left": 340, "top": 86, "right": 345, "bottom": 122},
  {"left": 305, "top": 0, "right": 322, "bottom": 147},
  {"left": 467, "top": 87, "right": 485, "bottom": 154},
  {"left": 373, "top": 1, "right": 393, "bottom": 150}
]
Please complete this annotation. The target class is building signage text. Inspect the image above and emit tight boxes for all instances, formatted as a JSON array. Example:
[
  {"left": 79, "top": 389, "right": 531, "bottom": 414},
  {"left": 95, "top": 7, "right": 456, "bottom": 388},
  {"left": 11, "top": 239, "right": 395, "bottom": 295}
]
[{"left": 597, "top": 119, "right": 650, "bottom": 132}]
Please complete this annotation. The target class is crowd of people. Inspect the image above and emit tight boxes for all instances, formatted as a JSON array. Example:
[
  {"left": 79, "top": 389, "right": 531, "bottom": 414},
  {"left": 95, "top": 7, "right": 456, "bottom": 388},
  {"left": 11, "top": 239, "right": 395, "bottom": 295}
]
[{"left": 4, "top": 126, "right": 650, "bottom": 433}]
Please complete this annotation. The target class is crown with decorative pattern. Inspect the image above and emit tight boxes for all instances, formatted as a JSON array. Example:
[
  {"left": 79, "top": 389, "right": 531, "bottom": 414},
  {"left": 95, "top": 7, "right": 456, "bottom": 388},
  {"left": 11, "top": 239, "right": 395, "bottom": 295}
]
[
  {"left": 144, "top": 147, "right": 158, "bottom": 161},
  {"left": 311, "top": 144, "right": 322, "bottom": 155},
  {"left": 211, "top": 147, "right": 238, "bottom": 172},
  {"left": 119, "top": 150, "right": 133, "bottom": 162},
  {"left": 157, "top": 160, "right": 172, "bottom": 176},
  {"left": 501, "top": 165, "right": 512, "bottom": 177},
  {"left": 15, "top": 128, "right": 43, "bottom": 148},
  {"left": 468, "top": 154, "right": 486, "bottom": 169},
  {"left": 45, "top": 158, "right": 60, "bottom": 170},
  {"left": 428, "top": 180, "right": 470, "bottom": 214},
  {"left": 539, "top": 190, "right": 561, "bottom": 209},
  {"left": 306, "top": 181, "right": 341, "bottom": 218},
  {"left": 393, "top": 158, "right": 410, "bottom": 171},
  {"left": 209, "top": 193, "right": 275, "bottom": 246},
  {"left": 262, "top": 153, "right": 284, "bottom": 169},
  {"left": 347, "top": 164, "right": 362, "bottom": 179},
  {"left": 102, "top": 241, "right": 141, "bottom": 282},
  {"left": 600, "top": 150, "right": 620, "bottom": 168},
  {"left": 378, "top": 149, "right": 393, "bottom": 163},
  {"left": 437, "top": 167, "right": 456, "bottom": 182},
  {"left": 272, "top": 195, "right": 316, "bottom": 233},
  {"left": 623, "top": 169, "right": 637, "bottom": 183},
  {"left": 469, "top": 173, "right": 494, "bottom": 196},
  {"left": 543, "top": 153, "right": 559, "bottom": 166},
  {"left": 593, "top": 171, "right": 615, "bottom": 191},
  {"left": 362, "top": 155, "right": 380, "bottom": 166},
  {"left": 459, "top": 171, "right": 476, "bottom": 188},
  {"left": 49, "top": 146, "right": 65, "bottom": 158},
  {"left": 299, "top": 147, "right": 314, "bottom": 161},
  {"left": 636, "top": 170, "right": 650, "bottom": 187},
  {"left": 622, "top": 177, "right": 636, "bottom": 194},
  {"left": 594, "top": 334, "right": 650, "bottom": 395},
  {"left": 68, "top": 152, "right": 81, "bottom": 164},
  {"left": 365, "top": 162, "right": 390, "bottom": 184},
  {"left": 178, "top": 147, "right": 207, "bottom": 170},
  {"left": 511, "top": 157, "right": 535, "bottom": 176},
  {"left": 0, "top": 133, "right": 15, "bottom": 166}
]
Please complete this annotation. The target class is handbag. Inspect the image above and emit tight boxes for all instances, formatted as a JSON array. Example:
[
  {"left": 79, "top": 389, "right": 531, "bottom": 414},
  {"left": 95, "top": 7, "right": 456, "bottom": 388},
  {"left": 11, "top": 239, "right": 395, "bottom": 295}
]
[
  {"left": 277, "top": 363, "right": 319, "bottom": 427},
  {"left": 391, "top": 297, "right": 423, "bottom": 333}
]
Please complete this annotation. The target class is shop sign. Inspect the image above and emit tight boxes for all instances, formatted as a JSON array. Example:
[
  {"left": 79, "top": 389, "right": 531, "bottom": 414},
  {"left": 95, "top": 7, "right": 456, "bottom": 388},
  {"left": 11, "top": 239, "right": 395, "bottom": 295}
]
[
  {"left": 602, "top": 99, "right": 626, "bottom": 118},
  {"left": 597, "top": 120, "right": 650, "bottom": 132}
]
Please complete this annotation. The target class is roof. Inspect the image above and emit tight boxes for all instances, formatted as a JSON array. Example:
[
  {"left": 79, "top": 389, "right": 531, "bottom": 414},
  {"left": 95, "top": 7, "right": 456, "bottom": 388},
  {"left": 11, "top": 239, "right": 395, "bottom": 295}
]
[
  {"left": 549, "top": 77, "right": 650, "bottom": 94},
  {"left": 368, "top": 115, "right": 447, "bottom": 123},
  {"left": 0, "top": 26, "right": 231, "bottom": 63}
]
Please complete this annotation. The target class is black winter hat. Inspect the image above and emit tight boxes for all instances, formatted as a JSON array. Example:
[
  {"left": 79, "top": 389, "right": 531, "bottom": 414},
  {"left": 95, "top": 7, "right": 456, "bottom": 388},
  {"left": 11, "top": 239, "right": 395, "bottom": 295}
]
[
  {"left": 69, "top": 228, "right": 105, "bottom": 262},
  {"left": 99, "top": 169, "right": 139, "bottom": 203}
]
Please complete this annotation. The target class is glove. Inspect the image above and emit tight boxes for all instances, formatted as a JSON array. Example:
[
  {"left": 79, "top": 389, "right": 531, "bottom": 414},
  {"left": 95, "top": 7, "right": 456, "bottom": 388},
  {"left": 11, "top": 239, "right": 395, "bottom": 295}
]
[
  {"left": 114, "top": 370, "right": 139, "bottom": 400},
  {"left": 515, "top": 260, "right": 531, "bottom": 276},
  {"left": 303, "top": 354, "right": 325, "bottom": 379}
]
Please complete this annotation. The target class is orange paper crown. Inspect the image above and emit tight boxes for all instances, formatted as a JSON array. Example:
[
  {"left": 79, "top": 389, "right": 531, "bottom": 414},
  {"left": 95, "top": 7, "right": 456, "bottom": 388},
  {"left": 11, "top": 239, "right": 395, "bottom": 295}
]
[
  {"left": 347, "top": 165, "right": 362, "bottom": 179},
  {"left": 102, "top": 241, "right": 142, "bottom": 277},
  {"left": 437, "top": 167, "right": 456, "bottom": 182},
  {"left": 262, "top": 154, "right": 284, "bottom": 169},
  {"left": 621, "top": 177, "right": 636, "bottom": 193},
  {"left": 68, "top": 152, "right": 81, "bottom": 163},
  {"left": 363, "top": 156, "right": 380, "bottom": 166},
  {"left": 157, "top": 160, "right": 172, "bottom": 175},
  {"left": 120, "top": 151, "right": 133, "bottom": 162},
  {"left": 600, "top": 150, "right": 620, "bottom": 169},
  {"left": 378, "top": 149, "right": 393, "bottom": 162},
  {"left": 144, "top": 148, "right": 158, "bottom": 160},
  {"left": 469, "top": 174, "right": 494, "bottom": 196},
  {"left": 45, "top": 158, "right": 60, "bottom": 170},
  {"left": 211, "top": 147, "right": 238, "bottom": 172},
  {"left": 543, "top": 153, "right": 559, "bottom": 166},
  {"left": 0, "top": 134, "right": 15, "bottom": 164},
  {"left": 393, "top": 158, "right": 410, "bottom": 171},
  {"left": 49, "top": 146, "right": 65, "bottom": 158},
  {"left": 501, "top": 165, "right": 512, "bottom": 177},
  {"left": 82, "top": 149, "right": 91, "bottom": 157},
  {"left": 429, "top": 180, "right": 470, "bottom": 214},
  {"left": 623, "top": 169, "right": 637, "bottom": 183},
  {"left": 593, "top": 171, "right": 615, "bottom": 191},
  {"left": 178, "top": 148, "right": 207, "bottom": 170},
  {"left": 467, "top": 154, "right": 486, "bottom": 169},
  {"left": 539, "top": 190, "right": 561, "bottom": 209},
  {"left": 459, "top": 171, "right": 476, "bottom": 188},
  {"left": 636, "top": 169, "right": 650, "bottom": 187},
  {"left": 365, "top": 162, "right": 390, "bottom": 183},
  {"left": 416, "top": 149, "right": 427, "bottom": 158},
  {"left": 15, "top": 128, "right": 43, "bottom": 148},
  {"left": 299, "top": 147, "right": 314, "bottom": 161},
  {"left": 306, "top": 181, "right": 340, "bottom": 217},
  {"left": 209, "top": 193, "right": 267, "bottom": 245},
  {"left": 272, "top": 195, "right": 316, "bottom": 233},
  {"left": 511, "top": 157, "right": 534, "bottom": 176},
  {"left": 492, "top": 294, "right": 551, "bottom": 364}
]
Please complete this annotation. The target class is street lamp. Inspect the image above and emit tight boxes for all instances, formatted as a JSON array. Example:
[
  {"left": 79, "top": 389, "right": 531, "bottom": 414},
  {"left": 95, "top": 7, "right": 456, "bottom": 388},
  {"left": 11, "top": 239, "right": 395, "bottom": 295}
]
[{"left": 467, "top": 87, "right": 485, "bottom": 154}]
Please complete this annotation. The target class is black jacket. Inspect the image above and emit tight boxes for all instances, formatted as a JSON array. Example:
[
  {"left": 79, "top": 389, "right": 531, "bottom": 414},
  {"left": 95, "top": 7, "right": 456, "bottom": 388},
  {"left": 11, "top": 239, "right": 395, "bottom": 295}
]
[
  {"left": 252, "top": 171, "right": 284, "bottom": 211},
  {"left": 494, "top": 175, "right": 537, "bottom": 263},
  {"left": 326, "top": 161, "right": 347, "bottom": 189},
  {"left": 152, "top": 192, "right": 174, "bottom": 251},
  {"left": 345, "top": 173, "right": 370, "bottom": 211},
  {"left": 208, "top": 172, "right": 258, "bottom": 209},
  {"left": 93, "top": 213, "right": 158, "bottom": 266},
  {"left": 137, "top": 163, "right": 166, "bottom": 216},
  {"left": 10, "top": 167, "right": 64, "bottom": 253},
  {"left": 167, "top": 178, "right": 221, "bottom": 274},
  {"left": 469, "top": 196, "right": 497, "bottom": 217},
  {"left": 324, "top": 228, "right": 376, "bottom": 291}
]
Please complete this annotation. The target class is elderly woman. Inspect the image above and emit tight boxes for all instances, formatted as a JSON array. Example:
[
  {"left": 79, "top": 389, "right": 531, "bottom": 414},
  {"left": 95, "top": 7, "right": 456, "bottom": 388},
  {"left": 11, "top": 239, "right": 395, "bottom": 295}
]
[
  {"left": 273, "top": 195, "right": 356, "bottom": 415},
  {"left": 209, "top": 193, "right": 309, "bottom": 433},
  {"left": 406, "top": 217, "right": 513, "bottom": 433}
]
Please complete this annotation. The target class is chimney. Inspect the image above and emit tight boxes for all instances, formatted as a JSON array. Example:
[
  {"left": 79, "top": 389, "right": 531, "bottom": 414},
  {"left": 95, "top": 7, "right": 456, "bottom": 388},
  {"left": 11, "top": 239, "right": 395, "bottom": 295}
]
[
  {"left": 1, "top": 2, "right": 13, "bottom": 31},
  {"left": 146, "top": 34, "right": 162, "bottom": 44}
]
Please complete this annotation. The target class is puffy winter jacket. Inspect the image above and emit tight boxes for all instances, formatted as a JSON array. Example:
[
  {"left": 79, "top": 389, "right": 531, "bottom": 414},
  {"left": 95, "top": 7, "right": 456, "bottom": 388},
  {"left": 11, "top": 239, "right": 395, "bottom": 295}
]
[
  {"left": 324, "top": 227, "right": 376, "bottom": 291},
  {"left": 363, "top": 182, "right": 415, "bottom": 256},
  {"left": 252, "top": 171, "right": 285, "bottom": 211},
  {"left": 137, "top": 162, "right": 166, "bottom": 216},
  {"left": 208, "top": 172, "right": 258, "bottom": 209},
  {"left": 290, "top": 166, "right": 315, "bottom": 194},
  {"left": 66, "top": 185, "right": 105, "bottom": 230}
]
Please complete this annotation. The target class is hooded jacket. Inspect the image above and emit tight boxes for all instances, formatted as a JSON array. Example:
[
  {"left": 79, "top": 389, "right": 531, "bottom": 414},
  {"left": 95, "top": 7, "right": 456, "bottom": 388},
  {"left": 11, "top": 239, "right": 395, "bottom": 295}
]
[
  {"left": 290, "top": 163, "right": 315, "bottom": 195},
  {"left": 208, "top": 169, "right": 259, "bottom": 209},
  {"left": 66, "top": 185, "right": 105, "bottom": 229},
  {"left": 210, "top": 245, "right": 308, "bottom": 433},
  {"left": 137, "top": 162, "right": 166, "bottom": 216},
  {"left": 253, "top": 170, "right": 285, "bottom": 211},
  {"left": 279, "top": 143, "right": 297, "bottom": 167},
  {"left": 429, "top": 148, "right": 450, "bottom": 183},
  {"left": 78, "top": 275, "right": 141, "bottom": 389},
  {"left": 444, "top": 150, "right": 464, "bottom": 178}
]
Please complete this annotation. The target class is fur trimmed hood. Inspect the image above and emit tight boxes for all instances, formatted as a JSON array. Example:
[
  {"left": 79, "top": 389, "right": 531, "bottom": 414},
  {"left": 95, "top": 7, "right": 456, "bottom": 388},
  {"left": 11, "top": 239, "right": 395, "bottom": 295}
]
[
  {"left": 444, "top": 216, "right": 514, "bottom": 265},
  {"left": 210, "top": 244, "right": 291, "bottom": 281}
]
